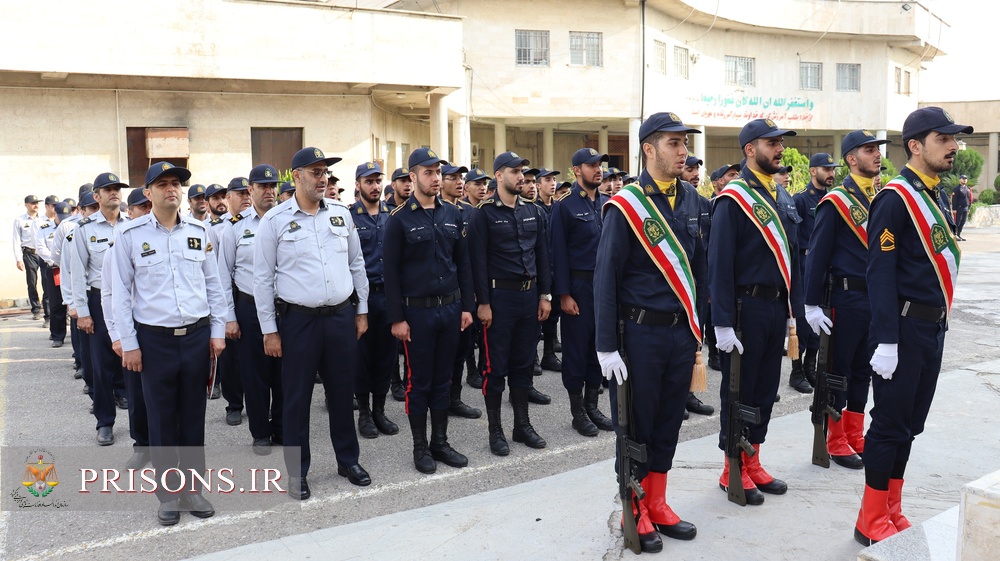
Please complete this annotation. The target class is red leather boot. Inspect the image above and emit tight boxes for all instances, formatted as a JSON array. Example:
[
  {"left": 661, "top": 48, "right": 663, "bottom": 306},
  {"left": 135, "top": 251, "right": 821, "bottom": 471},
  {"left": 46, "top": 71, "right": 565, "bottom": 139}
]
[
  {"left": 643, "top": 472, "right": 696, "bottom": 540},
  {"left": 743, "top": 443, "right": 787, "bottom": 494},
  {"left": 842, "top": 410, "right": 866, "bottom": 456},
  {"left": 719, "top": 455, "right": 764, "bottom": 505},
  {"left": 854, "top": 484, "right": 898, "bottom": 545},
  {"left": 827, "top": 415, "right": 864, "bottom": 469},
  {"left": 887, "top": 479, "right": 912, "bottom": 531}
]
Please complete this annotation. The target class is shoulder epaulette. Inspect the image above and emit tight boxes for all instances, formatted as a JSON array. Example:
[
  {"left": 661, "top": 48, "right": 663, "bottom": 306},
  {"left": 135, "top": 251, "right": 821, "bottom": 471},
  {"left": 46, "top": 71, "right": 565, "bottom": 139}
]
[
  {"left": 389, "top": 205, "right": 405, "bottom": 216},
  {"left": 477, "top": 198, "right": 495, "bottom": 209},
  {"left": 66, "top": 233, "right": 74, "bottom": 242},
  {"left": 556, "top": 191, "right": 572, "bottom": 202},
  {"left": 120, "top": 214, "right": 151, "bottom": 232},
  {"left": 209, "top": 217, "right": 223, "bottom": 226},
  {"left": 78, "top": 217, "right": 93, "bottom": 226},
  {"left": 229, "top": 213, "right": 245, "bottom": 224}
]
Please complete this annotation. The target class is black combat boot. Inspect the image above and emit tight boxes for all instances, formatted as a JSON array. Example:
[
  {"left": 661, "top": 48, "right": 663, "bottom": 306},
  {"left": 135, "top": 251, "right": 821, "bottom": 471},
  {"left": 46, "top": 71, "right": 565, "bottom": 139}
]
[
  {"left": 391, "top": 352, "right": 406, "bottom": 402},
  {"left": 371, "top": 393, "right": 399, "bottom": 435},
  {"left": 407, "top": 414, "right": 436, "bottom": 474},
  {"left": 466, "top": 353, "right": 483, "bottom": 389},
  {"left": 355, "top": 393, "right": 378, "bottom": 439},
  {"left": 804, "top": 348, "right": 819, "bottom": 387},
  {"left": 510, "top": 387, "right": 547, "bottom": 449},
  {"left": 788, "top": 359, "right": 813, "bottom": 393},
  {"left": 569, "top": 391, "right": 598, "bottom": 436},
  {"left": 448, "top": 385, "right": 482, "bottom": 419},
  {"left": 540, "top": 331, "right": 562, "bottom": 371},
  {"left": 485, "top": 394, "right": 509, "bottom": 456},
  {"left": 533, "top": 353, "right": 543, "bottom": 376},
  {"left": 429, "top": 410, "right": 468, "bottom": 468},
  {"left": 584, "top": 386, "right": 614, "bottom": 431}
]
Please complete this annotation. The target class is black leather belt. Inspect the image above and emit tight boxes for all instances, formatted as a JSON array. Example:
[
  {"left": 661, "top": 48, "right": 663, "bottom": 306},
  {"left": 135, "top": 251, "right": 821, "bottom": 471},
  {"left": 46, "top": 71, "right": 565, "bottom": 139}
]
[
  {"left": 619, "top": 305, "right": 684, "bottom": 327},
  {"left": 570, "top": 270, "right": 594, "bottom": 281},
  {"left": 235, "top": 290, "right": 255, "bottom": 304},
  {"left": 136, "top": 316, "right": 210, "bottom": 337},
  {"left": 403, "top": 291, "right": 459, "bottom": 308},
  {"left": 283, "top": 299, "right": 352, "bottom": 316},
  {"left": 369, "top": 283, "right": 385, "bottom": 294},
  {"left": 490, "top": 278, "right": 536, "bottom": 291},
  {"left": 21, "top": 247, "right": 35, "bottom": 255},
  {"left": 899, "top": 300, "right": 946, "bottom": 323},
  {"left": 833, "top": 277, "right": 867, "bottom": 292},
  {"left": 87, "top": 287, "right": 101, "bottom": 297},
  {"left": 738, "top": 284, "right": 788, "bottom": 301}
]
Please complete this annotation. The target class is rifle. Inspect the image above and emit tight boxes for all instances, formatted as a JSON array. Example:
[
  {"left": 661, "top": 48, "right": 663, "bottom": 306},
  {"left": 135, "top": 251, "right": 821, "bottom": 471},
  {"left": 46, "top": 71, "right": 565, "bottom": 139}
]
[
  {"left": 725, "top": 300, "right": 761, "bottom": 506},
  {"left": 810, "top": 276, "right": 848, "bottom": 468},
  {"left": 617, "top": 319, "right": 647, "bottom": 555}
]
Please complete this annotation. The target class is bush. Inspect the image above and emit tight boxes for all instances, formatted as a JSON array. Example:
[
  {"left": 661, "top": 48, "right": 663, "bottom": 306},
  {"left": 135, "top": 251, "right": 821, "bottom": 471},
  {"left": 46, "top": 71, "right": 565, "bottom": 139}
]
[
  {"left": 994, "top": 175, "right": 1000, "bottom": 190},
  {"left": 977, "top": 189, "right": 996, "bottom": 205}
]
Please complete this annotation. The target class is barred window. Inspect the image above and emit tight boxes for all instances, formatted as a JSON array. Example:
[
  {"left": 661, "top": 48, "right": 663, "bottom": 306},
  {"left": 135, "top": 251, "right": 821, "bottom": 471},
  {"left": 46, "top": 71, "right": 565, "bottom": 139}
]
[
  {"left": 903, "top": 70, "right": 911, "bottom": 95},
  {"left": 725, "top": 55, "right": 755, "bottom": 87},
  {"left": 570, "top": 31, "right": 602, "bottom": 67},
  {"left": 654, "top": 40, "right": 667, "bottom": 75},
  {"left": 894, "top": 67, "right": 902, "bottom": 94},
  {"left": 837, "top": 63, "right": 861, "bottom": 92},
  {"left": 799, "top": 62, "right": 822, "bottom": 90},
  {"left": 674, "top": 46, "right": 689, "bottom": 79},
  {"left": 515, "top": 30, "right": 549, "bottom": 67}
]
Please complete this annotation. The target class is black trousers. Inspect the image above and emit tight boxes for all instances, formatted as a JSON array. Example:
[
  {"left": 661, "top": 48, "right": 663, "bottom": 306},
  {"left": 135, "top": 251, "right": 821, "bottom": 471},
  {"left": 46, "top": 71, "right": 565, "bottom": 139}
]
[
  {"left": 45, "top": 267, "right": 66, "bottom": 341},
  {"left": 21, "top": 249, "right": 41, "bottom": 314}
]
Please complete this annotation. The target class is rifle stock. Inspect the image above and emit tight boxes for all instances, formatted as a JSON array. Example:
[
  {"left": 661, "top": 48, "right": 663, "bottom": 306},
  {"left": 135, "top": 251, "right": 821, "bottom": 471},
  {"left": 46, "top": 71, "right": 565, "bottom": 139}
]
[
  {"left": 617, "top": 319, "right": 647, "bottom": 554},
  {"left": 810, "top": 279, "right": 848, "bottom": 468},
  {"left": 725, "top": 300, "right": 760, "bottom": 506}
]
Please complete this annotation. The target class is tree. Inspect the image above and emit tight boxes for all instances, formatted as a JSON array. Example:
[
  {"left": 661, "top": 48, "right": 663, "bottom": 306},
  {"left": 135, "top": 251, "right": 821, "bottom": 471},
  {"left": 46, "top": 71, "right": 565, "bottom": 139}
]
[
  {"left": 940, "top": 149, "right": 984, "bottom": 189},
  {"left": 780, "top": 147, "right": 810, "bottom": 194}
]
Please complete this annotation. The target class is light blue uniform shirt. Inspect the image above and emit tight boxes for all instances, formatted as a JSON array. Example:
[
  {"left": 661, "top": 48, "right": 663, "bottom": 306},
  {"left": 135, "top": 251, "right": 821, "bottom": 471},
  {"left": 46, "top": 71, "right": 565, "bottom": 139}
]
[
  {"left": 218, "top": 207, "right": 266, "bottom": 322},
  {"left": 111, "top": 213, "right": 227, "bottom": 352},
  {"left": 70, "top": 211, "right": 125, "bottom": 317},
  {"left": 253, "top": 196, "right": 368, "bottom": 334}
]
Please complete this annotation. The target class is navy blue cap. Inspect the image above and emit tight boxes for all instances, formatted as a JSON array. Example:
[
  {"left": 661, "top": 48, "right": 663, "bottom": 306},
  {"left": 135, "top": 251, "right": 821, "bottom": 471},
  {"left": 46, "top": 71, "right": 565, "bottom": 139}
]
[
  {"left": 391, "top": 167, "right": 410, "bottom": 181},
  {"left": 710, "top": 164, "right": 741, "bottom": 182},
  {"left": 536, "top": 167, "right": 561, "bottom": 178},
  {"left": 558, "top": 181, "right": 572, "bottom": 189},
  {"left": 571, "top": 148, "right": 609, "bottom": 167},
  {"left": 145, "top": 162, "right": 191, "bottom": 187},
  {"left": 23, "top": 195, "right": 40, "bottom": 204},
  {"left": 355, "top": 162, "right": 384, "bottom": 180},
  {"left": 809, "top": 152, "right": 842, "bottom": 168},
  {"left": 521, "top": 167, "right": 541, "bottom": 177},
  {"left": 442, "top": 163, "right": 469, "bottom": 176},
  {"left": 79, "top": 191, "right": 97, "bottom": 208},
  {"left": 187, "top": 184, "right": 206, "bottom": 199},
  {"left": 487, "top": 178, "right": 497, "bottom": 191},
  {"left": 291, "top": 147, "right": 342, "bottom": 170},
  {"left": 63, "top": 198, "right": 78, "bottom": 208},
  {"left": 465, "top": 167, "right": 489, "bottom": 182},
  {"left": 205, "top": 183, "right": 226, "bottom": 198},
  {"left": 384, "top": 185, "right": 394, "bottom": 196},
  {"left": 775, "top": 165, "right": 793, "bottom": 174},
  {"left": 684, "top": 156, "right": 703, "bottom": 168},
  {"left": 494, "top": 151, "right": 529, "bottom": 172},
  {"left": 738, "top": 118, "right": 796, "bottom": 148},
  {"left": 278, "top": 181, "right": 296, "bottom": 196},
  {"left": 902, "top": 107, "right": 973, "bottom": 141},
  {"left": 127, "top": 188, "right": 149, "bottom": 206},
  {"left": 94, "top": 172, "right": 128, "bottom": 191},
  {"left": 44, "top": 195, "right": 60, "bottom": 205},
  {"left": 53, "top": 202, "right": 71, "bottom": 220},
  {"left": 78, "top": 183, "right": 94, "bottom": 198},
  {"left": 960, "top": 174, "right": 968, "bottom": 179},
  {"left": 609, "top": 167, "right": 627, "bottom": 177},
  {"left": 601, "top": 170, "right": 613, "bottom": 180},
  {"left": 638, "top": 112, "right": 701, "bottom": 143},
  {"left": 625, "top": 176, "right": 638, "bottom": 184},
  {"left": 227, "top": 177, "right": 250, "bottom": 192},
  {"left": 409, "top": 148, "right": 446, "bottom": 169},
  {"left": 249, "top": 164, "right": 280, "bottom": 184},
  {"left": 841, "top": 130, "right": 891, "bottom": 157}
]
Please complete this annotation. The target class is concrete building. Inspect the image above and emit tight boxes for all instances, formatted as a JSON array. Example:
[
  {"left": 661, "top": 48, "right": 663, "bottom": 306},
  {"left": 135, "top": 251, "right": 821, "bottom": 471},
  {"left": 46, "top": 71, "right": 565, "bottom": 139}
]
[{"left": 921, "top": 101, "right": 1000, "bottom": 191}]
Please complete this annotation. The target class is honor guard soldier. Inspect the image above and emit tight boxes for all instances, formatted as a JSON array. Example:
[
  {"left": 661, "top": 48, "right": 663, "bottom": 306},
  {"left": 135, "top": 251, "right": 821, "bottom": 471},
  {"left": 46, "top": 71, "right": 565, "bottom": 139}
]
[
  {"left": 790, "top": 153, "right": 842, "bottom": 393},
  {"left": 534, "top": 167, "right": 563, "bottom": 373},
  {"left": 277, "top": 181, "right": 296, "bottom": 203},
  {"left": 440, "top": 162, "right": 484, "bottom": 420},
  {"left": 710, "top": 118, "right": 804, "bottom": 505},
  {"left": 111, "top": 162, "right": 227, "bottom": 525},
  {"left": 519, "top": 166, "right": 552, "bottom": 386},
  {"left": 348, "top": 162, "right": 402, "bottom": 437},
  {"left": 210, "top": 179, "right": 247, "bottom": 422},
  {"left": 595, "top": 112, "right": 707, "bottom": 552},
  {"left": 468, "top": 151, "right": 552, "bottom": 455},
  {"left": 254, "top": 147, "right": 372, "bottom": 500},
  {"left": 854, "top": 108, "right": 971, "bottom": 545},
  {"left": 71, "top": 173, "right": 130, "bottom": 446},
  {"left": 219, "top": 164, "right": 285, "bottom": 455},
  {"left": 550, "top": 148, "right": 615, "bottom": 436},
  {"left": 187, "top": 184, "right": 208, "bottom": 221},
  {"left": 804, "top": 132, "right": 888, "bottom": 472},
  {"left": 383, "top": 149, "right": 475, "bottom": 473},
  {"left": 13, "top": 194, "right": 47, "bottom": 320},
  {"left": 681, "top": 155, "right": 702, "bottom": 186}
]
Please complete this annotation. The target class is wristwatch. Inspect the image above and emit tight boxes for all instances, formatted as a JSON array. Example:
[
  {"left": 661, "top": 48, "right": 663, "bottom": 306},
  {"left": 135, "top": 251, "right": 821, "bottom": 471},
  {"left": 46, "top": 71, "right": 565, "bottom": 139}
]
[{"left": 540, "top": 293, "right": 552, "bottom": 302}]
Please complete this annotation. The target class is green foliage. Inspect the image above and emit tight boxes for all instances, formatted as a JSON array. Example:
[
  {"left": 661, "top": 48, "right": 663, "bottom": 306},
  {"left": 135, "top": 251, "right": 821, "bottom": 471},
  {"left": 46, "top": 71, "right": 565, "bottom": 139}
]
[
  {"left": 279, "top": 169, "right": 295, "bottom": 185},
  {"left": 780, "top": 147, "right": 810, "bottom": 194},
  {"left": 940, "top": 149, "right": 984, "bottom": 189},
  {"left": 995, "top": 175, "right": 1000, "bottom": 190},
  {"left": 976, "top": 189, "right": 995, "bottom": 205},
  {"left": 834, "top": 154, "right": 898, "bottom": 188},
  {"left": 969, "top": 201, "right": 988, "bottom": 219}
]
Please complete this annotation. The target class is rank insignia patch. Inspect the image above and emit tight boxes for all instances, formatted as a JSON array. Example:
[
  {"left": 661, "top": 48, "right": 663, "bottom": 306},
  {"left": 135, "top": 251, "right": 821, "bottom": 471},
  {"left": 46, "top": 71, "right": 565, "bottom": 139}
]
[
  {"left": 879, "top": 228, "right": 895, "bottom": 252},
  {"left": 849, "top": 205, "right": 867, "bottom": 226},
  {"left": 643, "top": 218, "right": 665, "bottom": 246},
  {"left": 289, "top": 221, "right": 300, "bottom": 231},
  {"left": 330, "top": 216, "right": 345, "bottom": 227},
  {"left": 930, "top": 224, "right": 948, "bottom": 254},
  {"left": 187, "top": 237, "right": 202, "bottom": 250},
  {"left": 752, "top": 203, "right": 773, "bottom": 225}
]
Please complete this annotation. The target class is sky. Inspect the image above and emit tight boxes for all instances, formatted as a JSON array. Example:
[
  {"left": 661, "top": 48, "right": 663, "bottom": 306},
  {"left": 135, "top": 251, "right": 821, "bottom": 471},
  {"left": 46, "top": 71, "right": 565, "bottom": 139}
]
[{"left": 918, "top": 0, "right": 1000, "bottom": 102}]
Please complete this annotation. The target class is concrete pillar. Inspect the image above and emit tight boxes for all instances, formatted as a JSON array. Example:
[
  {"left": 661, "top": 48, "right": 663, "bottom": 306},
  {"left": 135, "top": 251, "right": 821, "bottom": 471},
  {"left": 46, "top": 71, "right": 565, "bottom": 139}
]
[
  {"left": 430, "top": 93, "right": 448, "bottom": 158},
  {"left": 989, "top": 132, "right": 999, "bottom": 192},
  {"left": 692, "top": 125, "right": 706, "bottom": 167},
  {"left": 542, "top": 127, "right": 555, "bottom": 170},
  {"left": 628, "top": 118, "right": 641, "bottom": 176},
  {"left": 832, "top": 131, "right": 844, "bottom": 163},
  {"left": 876, "top": 129, "right": 888, "bottom": 159},
  {"left": 598, "top": 127, "right": 609, "bottom": 158},
  {"left": 493, "top": 120, "right": 507, "bottom": 158},
  {"left": 453, "top": 114, "right": 470, "bottom": 166}
]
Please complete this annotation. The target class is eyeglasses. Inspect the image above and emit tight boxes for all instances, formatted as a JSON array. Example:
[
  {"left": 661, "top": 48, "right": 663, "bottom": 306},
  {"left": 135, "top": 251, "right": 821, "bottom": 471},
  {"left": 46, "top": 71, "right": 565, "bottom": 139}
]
[{"left": 298, "top": 168, "right": 332, "bottom": 179}]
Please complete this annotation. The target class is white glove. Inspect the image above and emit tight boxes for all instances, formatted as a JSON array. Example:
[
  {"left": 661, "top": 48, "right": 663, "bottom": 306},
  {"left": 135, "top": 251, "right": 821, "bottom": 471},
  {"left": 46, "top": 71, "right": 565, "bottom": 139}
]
[
  {"left": 805, "top": 305, "right": 832, "bottom": 336},
  {"left": 598, "top": 351, "right": 628, "bottom": 385},
  {"left": 870, "top": 343, "right": 898, "bottom": 380},
  {"left": 714, "top": 326, "right": 744, "bottom": 354}
]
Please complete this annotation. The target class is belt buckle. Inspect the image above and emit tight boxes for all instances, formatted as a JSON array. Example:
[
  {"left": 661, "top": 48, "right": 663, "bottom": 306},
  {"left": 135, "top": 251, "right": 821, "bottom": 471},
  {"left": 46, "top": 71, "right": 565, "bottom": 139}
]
[
  {"left": 901, "top": 301, "right": 911, "bottom": 317},
  {"left": 637, "top": 309, "right": 646, "bottom": 324},
  {"left": 173, "top": 327, "right": 188, "bottom": 336},
  {"left": 521, "top": 280, "right": 531, "bottom": 291},
  {"left": 842, "top": 278, "right": 850, "bottom": 290},
  {"left": 435, "top": 295, "right": 444, "bottom": 306}
]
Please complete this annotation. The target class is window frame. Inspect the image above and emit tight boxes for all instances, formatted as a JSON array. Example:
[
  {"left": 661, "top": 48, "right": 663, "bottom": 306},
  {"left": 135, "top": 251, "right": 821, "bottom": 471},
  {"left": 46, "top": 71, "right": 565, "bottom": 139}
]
[
  {"left": 514, "top": 29, "right": 550, "bottom": 67},
  {"left": 674, "top": 46, "right": 689, "bottom": 79},
  {"left": 569, "top": 31, "right": 603, "bottom": 67},
  {"left": 799, "top": 61, "right": 822, "bottom": 91},
  {"left": 836, "top": 63, "right": 861, "bottom": 92},
  {"left": 724, "top": 55, "right": 756, "bottom": 87}
]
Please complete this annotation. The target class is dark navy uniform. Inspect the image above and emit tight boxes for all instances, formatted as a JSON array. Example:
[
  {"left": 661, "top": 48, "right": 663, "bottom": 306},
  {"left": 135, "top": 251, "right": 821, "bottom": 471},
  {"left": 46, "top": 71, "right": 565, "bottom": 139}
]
[
  {"left": 793, "top": 184, "right": 826, "bottom": 358},
  {"left": 444, "top": 198, "right": 484, "bottom": 410}
]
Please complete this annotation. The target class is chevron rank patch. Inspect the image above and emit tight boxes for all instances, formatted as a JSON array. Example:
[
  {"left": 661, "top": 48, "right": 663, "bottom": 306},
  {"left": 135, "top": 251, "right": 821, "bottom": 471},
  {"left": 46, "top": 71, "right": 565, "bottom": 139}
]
[{"left": 879, "top": 228, "right": 895, "bottom": 252}]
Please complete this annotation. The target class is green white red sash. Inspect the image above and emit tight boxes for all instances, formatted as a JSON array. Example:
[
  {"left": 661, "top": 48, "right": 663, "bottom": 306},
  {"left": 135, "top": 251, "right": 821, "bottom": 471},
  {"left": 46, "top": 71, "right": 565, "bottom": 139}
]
[
  {"left": 882, "top": 176, "right": 961, "bottom": 313},
  {"left": 606, "top": 184, "right": 701, "bottom": 343},
  {"left": 819, "top": 187, "right": 869, "bottom": 248},
  {"left": 717, "top": 180, "right": 793, "bottom": 315}
]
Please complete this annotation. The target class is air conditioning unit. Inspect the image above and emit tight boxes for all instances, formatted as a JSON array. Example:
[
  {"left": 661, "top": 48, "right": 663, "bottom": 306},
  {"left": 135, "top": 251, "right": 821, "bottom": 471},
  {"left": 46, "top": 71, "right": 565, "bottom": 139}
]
[{"left": 470, "top": 142, "right": 481, "bottom": 158}]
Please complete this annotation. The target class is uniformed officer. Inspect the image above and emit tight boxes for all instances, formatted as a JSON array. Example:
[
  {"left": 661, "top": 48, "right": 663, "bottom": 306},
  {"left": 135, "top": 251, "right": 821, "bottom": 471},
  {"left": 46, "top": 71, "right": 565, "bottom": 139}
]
[
  {"left": 38, "top": 195, "right": 60, "bottom": 330},
  {"left": 385, "top": 167, "right": 412, "bottom": 211},
  {"left": 67, "top": 192, "right": 100, "bottom": 392},
  {"left": 790, "top": 153, "right": 842, "bottom": 393},
  {"left": 111, "top": 161, "right": 227, "bottom": 525},
  {"left": 550, "top": 147, "right": 615, "bottom": 437},
  {"left": 854, "top": 108, "right": 971, "bottom": 545},
  {"left": 44, "top": 201, "right": 71, "bottom": 347},
  {"left": 219, "top": 164, "right": 285, "bottom": 455},
  {"left": 595, "top": 112, "right": 707, "bottom": 552},
  {"left": 348, "top": 162, "right": 402, "bottom": 436},
  {"left": 681, "top": 155, "right": 703, "bottom": 187},
  {"left": 468, "top": 151, "right": 552, "bottom": 455},
  {"left": 254, "top": 147, "right": 372, "bottom": 500},
  {"left": 951, "top": 174, "right": 971, "bottom": 240},
  {"left": 13, "top": 194, "right": 46, "bottom": 320},
  {"left": 534, "top": 167, "right": 563, "bottom": 373},
  {"left": 210, "top": 178, "right": 247, "bottom": 422},
  {"left": 520, "top": 167, "right": 549, "bottom": 381},
  {"left": 72, "top": 173, "right": 130, "bottom": 446},
  {"left": 278, "top": 181, "right": 296, "bottom": 203},
  {"left": 205, "top": 183, "right": 228, "bottom": 223},
  {"left": 773, "top": 165, "right": 792, "bottom": 189},
  {"left": 460, "top": 166, "right": 491, "bottom": 390},
  {"left": 187, "top": 184, "right": 208, "bottom": 221},
  {"left": 710, "top": 118, "right": 804, "bottom": 505},
  {"left": 701, "top": 163, "right": 741, "bottom": 375},
  {"left": 555, "top": 181, "right": 572, "bottom": 199},
  {"left": 463, "top": 167, "right": 489, "bottom": 207},
  {"left": 804, "top": 132, "right": 888, "bottom": 472},
  {"left": 324, "top": 174, "right": 343, "bottom": 201}
]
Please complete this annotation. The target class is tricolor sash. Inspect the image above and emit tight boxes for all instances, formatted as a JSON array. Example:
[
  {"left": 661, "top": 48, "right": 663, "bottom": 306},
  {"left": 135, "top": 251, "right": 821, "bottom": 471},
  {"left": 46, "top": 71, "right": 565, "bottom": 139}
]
[
  {"left": 882, "top": 176, "right": 961, "bottom": 313},
  {"left": 717, "top": 180, "right": 793, "bottom": 315},
  {"left": 606, "top": 184, "right": 701, "bottom": 343},
  {"left": 820, "top": 187, "right": 869, "bottom": 248}
]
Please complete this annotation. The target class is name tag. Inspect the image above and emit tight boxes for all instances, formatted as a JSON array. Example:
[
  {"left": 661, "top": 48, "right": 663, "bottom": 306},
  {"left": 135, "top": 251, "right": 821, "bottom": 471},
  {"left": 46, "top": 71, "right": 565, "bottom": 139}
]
[{"left": 141, "top": 249, "right": 157, "bottom": 257}]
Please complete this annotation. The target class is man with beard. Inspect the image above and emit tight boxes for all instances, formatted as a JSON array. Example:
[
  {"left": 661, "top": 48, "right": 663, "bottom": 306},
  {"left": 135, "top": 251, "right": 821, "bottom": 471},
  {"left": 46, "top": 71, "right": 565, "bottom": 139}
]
[
  {"left": 854, "top": 108, "right": 971, "bottom": 545},
  {"left": 681, "top": 155, "right": 703, "bottom": 187},
  {"left": 205, "top": 184, "right": 228, "bottom": 223},
  {"left": 386, "top": 167, "right": 412, "bottom": 211},
  {"left": 789, "top": 153, "right": 842, "bottom": 393},
  {"left": 550, "top": 148, "right": 615, "bottom": 437},
  {"left": 72, "top": 173, "right": 130, "bottom": 446},
  {"left": 701, "top": 164, "right": 741, "bottom": 374},
  {"left": 517, "top": 167, "right": 554, "bottom": 402},
  {"left": 952, "top": 174, "right": 971, "bottom": 241},
  {"left": 803, "top": 132, "right": 889, "bottom": 473},
  {"left": 710, "top": 118, "right": 803, "bottom": 506},
  {"left": 254, "top": 147, "right": 372, "bottom": 499},
  {"left": 460, "top": 166, "right": 491, "bottom": 391},
  {"left": 596, "top": 111, "right": 707, "bottom": 553},
  {"left": 219, "top": 164, "right": 286, "bottom": 455},
  {"left": 534, "top": 167, "right": 563, "bottom": 374},
  {"left": 384, "top": 149, "right": 474, "bottom": 473},
  {"left": 348, "top": 162, "right": 402, "bottom": 437},
  {"left": 187, "top": 185, "right": 208, "bottom": 221}
]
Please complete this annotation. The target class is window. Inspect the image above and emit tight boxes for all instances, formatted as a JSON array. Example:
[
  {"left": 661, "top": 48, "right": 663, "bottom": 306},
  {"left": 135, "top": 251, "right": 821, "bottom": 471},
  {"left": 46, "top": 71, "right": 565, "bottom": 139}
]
[
  {"left": 126, "top": 127, "right": 189, "bottom": 188},
  {"left": 251, "top": 128, "right": 303, "bottom": 170},
  {"left": 799, "top": 62, "right": 822, "bottom": 90},
  {"left": 903, "top": 70, "right": 911, "bottom": 95},
  {"left": 837, "top": 63, "right": 861, "bottom": 91},
  {"left": 515, "top": 30, "right": 549, "bottom": 67},
  {"left": 894, "top": 67, "right": 902, "bottom": 94},
  {"left": 654, "top": 40, "right": 667, "bottom": 75},
  {"left": 725, "top": 55, "right": 755, "bottom": 87},
  {"left": 674, "top": 46, "right": 689, "bottom": 79},
  {"left": 570, "top": 31, "right": 602, "bottom": 66}
]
